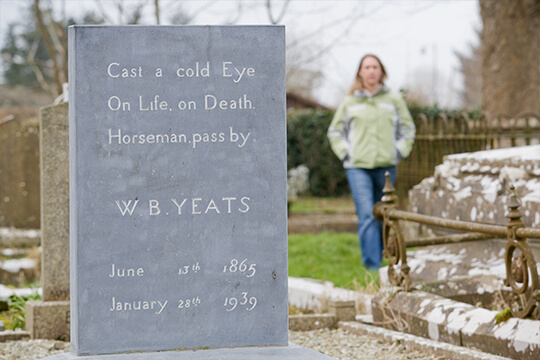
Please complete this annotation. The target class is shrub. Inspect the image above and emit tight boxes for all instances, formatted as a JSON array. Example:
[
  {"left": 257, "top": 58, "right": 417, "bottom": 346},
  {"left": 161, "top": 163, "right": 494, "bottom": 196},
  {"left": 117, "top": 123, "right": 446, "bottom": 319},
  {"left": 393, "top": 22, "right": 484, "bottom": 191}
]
[
  {"left": 287, "top": 109, "right": 349, "bottom": 196},
  {"left": 6, "top": 291, "right": 41, "bottom": 330}
]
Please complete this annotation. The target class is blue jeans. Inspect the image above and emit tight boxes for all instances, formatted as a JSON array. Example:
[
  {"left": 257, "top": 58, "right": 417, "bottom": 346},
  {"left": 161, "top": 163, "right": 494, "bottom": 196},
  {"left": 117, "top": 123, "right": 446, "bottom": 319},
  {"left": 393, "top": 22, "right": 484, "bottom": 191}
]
[{"left": 346, "top": 166, "right": 396, "bottom": 269}]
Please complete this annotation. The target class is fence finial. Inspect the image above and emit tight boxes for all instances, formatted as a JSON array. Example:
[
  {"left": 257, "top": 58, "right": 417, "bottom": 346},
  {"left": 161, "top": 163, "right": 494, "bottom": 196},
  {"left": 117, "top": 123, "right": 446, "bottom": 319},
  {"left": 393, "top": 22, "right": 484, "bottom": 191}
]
[
  {"left": 506, "top": 185, "right": 524, "bottom": 229},
  {"left": 381, "top": 171, "right": 398, "bottom": 205}
]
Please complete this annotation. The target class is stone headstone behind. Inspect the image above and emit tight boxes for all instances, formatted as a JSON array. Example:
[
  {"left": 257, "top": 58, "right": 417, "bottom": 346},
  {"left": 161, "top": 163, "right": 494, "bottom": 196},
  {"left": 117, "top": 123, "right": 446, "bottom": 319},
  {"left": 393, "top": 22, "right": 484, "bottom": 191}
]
[
  {"left": 69, "top": 25, "right": 287, "bottom": 356},
  {"left": 41, "top": 102, "right": 70, "bottom": 301},
  {"left": 26, "top": 102, "right": 70, "bottom": 342}
]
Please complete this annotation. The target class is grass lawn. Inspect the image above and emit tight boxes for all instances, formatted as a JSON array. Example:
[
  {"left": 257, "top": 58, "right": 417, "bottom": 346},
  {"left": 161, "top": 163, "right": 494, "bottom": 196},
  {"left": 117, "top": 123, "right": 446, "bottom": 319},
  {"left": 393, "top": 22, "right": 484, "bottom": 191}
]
[{"left": 288, "top": 231, "right": 387, "bottom": 290}]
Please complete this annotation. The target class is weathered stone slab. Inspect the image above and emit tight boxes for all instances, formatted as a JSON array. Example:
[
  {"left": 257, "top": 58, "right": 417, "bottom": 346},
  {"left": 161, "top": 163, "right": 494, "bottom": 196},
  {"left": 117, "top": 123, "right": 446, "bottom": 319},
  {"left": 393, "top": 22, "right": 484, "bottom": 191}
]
[
  {"left": 288, "top": 314, "right": 337, "bottom": 331},
  {"left": 382, "top": 239, "right": 539, "bottom": 290},
  {"left": 287, "top": 277, "right": 360, "bottom": 314},
  {"left": 399, "top": 145, "right": 540, "bottom": 318},
  {"left": 409, "top": 145, "right": 540, "bottom": 230},
  {"left": 40, "top": 102, "right": 70, "bottom": 301},
  {"left": 372, "top": 288, "right": 540, "bottom": 360},
  {"left": 69, "top": 26, "right": 287, "bottom": 356},
  {"left": 42, "top": 344, "right": 335, "bottom": 360},
  {"left": 26, "top": 300, "right": 70, "bottom": 341},
  {"left": 328, "top": 300, "right": 356, "bottom": 321},
  {"left": 25, "top": 99, "right": 71, "bottom": 341},
  {"left": 0, "top": 330, "right": 30, "bottom": 342}
]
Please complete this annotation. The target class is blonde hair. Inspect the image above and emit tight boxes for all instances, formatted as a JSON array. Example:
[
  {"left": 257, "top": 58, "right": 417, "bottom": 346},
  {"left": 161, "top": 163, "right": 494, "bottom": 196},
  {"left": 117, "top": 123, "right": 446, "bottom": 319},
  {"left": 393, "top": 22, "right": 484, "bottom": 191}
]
[{"left": 348, "top": 54, "right": 388, "bottom": 95}]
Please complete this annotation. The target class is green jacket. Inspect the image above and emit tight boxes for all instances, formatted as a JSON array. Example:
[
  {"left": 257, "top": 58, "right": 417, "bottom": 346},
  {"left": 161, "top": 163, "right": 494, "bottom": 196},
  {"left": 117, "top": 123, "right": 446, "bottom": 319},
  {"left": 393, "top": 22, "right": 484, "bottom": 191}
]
[{"left": 327, "top": 86, "right": 415, "bottom": 169}]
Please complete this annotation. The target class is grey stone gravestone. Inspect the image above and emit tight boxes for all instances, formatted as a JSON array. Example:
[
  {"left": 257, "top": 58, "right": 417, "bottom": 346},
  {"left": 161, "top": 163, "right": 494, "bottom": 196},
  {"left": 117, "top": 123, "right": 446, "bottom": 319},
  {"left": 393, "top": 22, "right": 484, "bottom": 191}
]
[
  {"left": 40, "top": 103, "right": 70, "bottom": 303},
  {"left": 26, "top": 102, "right": 70, "bottom": 342},
  {"left": 68, "top": 25, "right": 292, "bottom": 357}
]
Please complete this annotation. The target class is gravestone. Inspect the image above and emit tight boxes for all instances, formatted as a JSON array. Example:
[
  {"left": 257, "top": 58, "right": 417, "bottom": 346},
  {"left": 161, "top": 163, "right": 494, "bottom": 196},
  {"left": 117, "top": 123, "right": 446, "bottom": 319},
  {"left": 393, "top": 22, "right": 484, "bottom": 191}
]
[
  {"left": 402, "top": 144, "right": 540, "bottom": 289},
  {"left": 40, "top": 103, "right": 71, "bottom": 302},
  {"left": 26, "top": 102, "right": 70, "bottom": 341},
  {"left": 62, "top": 25, "right": 325, "bottom": 359}
]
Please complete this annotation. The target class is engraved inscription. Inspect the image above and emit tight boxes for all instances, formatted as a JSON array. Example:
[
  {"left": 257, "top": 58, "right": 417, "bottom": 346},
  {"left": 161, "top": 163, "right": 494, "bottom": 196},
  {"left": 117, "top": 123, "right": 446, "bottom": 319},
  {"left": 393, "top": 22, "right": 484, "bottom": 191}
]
[
  {"left": 115, "top": 197, "right": 251, "bottom": 217},
  {"left": 224, "top": 292, "right": 257, "bottom": 311},
  {"left": 108, "top": 127, "right": 252, "bottom": 148},
  {"left": 109, "top": 263, "right": 144, "bottom": 278},
  {"left": 178, "top": 262, "right": 201, "bottom": 275},
  {"left": 178, "top": 297, "right": 201, "bottom": 309},
  {"left": 107, "top": 62, "right": 143, "bottom": 78},
  {"left": 110, "top": 297, "right": 168, "bottom": 314},
  {"left": 223, "top": 259, "right": 256, "bottom": 278}
]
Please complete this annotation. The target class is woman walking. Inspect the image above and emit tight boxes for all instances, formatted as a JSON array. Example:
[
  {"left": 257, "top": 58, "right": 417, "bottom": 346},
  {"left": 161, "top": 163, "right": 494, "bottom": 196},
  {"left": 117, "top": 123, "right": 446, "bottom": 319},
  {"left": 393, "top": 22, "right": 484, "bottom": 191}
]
[{"left": 327, "top": 54, "right": 415, "bottom": 269}]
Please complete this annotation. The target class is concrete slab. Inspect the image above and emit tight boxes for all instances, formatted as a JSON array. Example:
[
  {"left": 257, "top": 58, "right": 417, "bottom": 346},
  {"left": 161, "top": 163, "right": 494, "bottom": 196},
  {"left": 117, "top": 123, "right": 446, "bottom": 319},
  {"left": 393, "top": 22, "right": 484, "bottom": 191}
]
[
  {"left": 372, "top": 288, "right": 540, "bottom": 360},
  {"left": 379, "top": 239, "right": 540, "bottom": 312},
  {"left": 409, "top": 144, "right": 540, "bottom": 229},
  {"left": 26, "top": 300, "right": 70, "bottom": 341},
  {"left": 0, "top": 330, "right": 30, "bottom": 342},
  {"left": 289, "top": 314, "right": 337, "bottom": 331},
  {"left": 41, "top": 344, "right": 335, "bottom": 359},
  {"left": 288, "top": 277, "right": 371, "bottom": 314},
  {"left": 340, "top": 321, "right": 511, "bottom": 360}
]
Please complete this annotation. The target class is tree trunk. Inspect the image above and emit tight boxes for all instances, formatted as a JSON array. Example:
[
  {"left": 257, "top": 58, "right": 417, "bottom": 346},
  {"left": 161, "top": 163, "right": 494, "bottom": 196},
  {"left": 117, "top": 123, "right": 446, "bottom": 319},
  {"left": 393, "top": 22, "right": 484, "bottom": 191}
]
[{"left": 480, "top": 0, "right": 540, "bottom": 116}]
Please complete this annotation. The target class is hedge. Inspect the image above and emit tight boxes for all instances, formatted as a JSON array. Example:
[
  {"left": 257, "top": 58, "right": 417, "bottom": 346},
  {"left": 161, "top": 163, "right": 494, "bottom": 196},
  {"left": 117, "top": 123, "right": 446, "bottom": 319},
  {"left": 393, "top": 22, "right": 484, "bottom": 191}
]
[{"left": 287, "top": 109, "right": 348, "bottom": 196}]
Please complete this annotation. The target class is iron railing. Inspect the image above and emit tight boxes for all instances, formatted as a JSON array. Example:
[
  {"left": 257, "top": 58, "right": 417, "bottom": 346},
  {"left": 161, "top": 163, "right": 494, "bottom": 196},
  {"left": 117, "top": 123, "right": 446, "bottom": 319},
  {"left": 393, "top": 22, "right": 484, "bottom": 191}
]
[{"left": 373, "top": 172, "right": 540, "bottom": 320}]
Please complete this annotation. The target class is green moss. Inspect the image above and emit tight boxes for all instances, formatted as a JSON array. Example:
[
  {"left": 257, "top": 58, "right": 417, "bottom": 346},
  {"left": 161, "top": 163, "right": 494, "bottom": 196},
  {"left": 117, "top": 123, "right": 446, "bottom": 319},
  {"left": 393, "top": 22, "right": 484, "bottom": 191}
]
[{"left": 495, "top": 308, "right": 512, "bottom": 324}]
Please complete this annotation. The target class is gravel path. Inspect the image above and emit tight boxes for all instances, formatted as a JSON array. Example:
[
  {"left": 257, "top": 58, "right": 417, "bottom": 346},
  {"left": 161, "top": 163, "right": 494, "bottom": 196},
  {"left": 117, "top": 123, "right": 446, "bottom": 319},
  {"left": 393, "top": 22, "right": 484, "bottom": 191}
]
[{"left": 0, "top": 329, "right": 448, "bottom": 360}]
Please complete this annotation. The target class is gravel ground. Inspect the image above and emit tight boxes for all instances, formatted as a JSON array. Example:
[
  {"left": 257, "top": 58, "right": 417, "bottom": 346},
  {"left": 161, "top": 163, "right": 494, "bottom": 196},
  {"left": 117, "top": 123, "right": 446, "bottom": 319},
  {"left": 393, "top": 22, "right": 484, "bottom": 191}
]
[
  {"left": 0, "top": 339, "right": 70, "bottom": 360},
  {"left": 289, "top": 328, "right": 449, "bottom": 360},
  {"left": 0, "top": 329, "right": 448, "bottom": 360}
]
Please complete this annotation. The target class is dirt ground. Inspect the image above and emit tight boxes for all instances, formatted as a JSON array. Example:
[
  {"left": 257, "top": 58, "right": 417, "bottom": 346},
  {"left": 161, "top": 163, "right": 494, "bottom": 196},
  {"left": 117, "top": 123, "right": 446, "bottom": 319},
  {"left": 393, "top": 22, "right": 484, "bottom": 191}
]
[
  {"left": 288, "top": 212, "right": 358, "bottom": 233},
  {"left": 288, "top": 196, "right": 358, "bottom": 233}
]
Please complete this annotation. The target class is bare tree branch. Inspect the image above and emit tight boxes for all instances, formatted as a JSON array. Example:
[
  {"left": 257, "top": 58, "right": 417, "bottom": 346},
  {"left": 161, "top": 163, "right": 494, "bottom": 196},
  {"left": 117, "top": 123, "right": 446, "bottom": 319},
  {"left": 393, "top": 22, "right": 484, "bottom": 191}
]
[
  {"left": 288, "top": 17, "right": 357, "bottom": 75},
  {"left": 26, "top": 37, "right": 53, "bottom": 94},
  {"left": 96, "top": 0, "right": 150, "bottom": 24},
  {"left": 178, "top": 0, "right": 221, "bottom": 24},
  {"left": 128, "top": 2, "right": 146, "bottom": 24},
  {"left": 55, "top": 18, "right": 68, "bottom": 85},
  {"left": 116, "top": 0, "right": 124, "bottom": 24},
  {"left": 223, "top": 0, "right": 244, "bottom": 25},
  {"left": 95, "top": 0, "right": 115, "bottom": 23},
  {"left": 286, "top": 1, "right": 389, "bottom": 79},
  {"left": 265, "top": 0, "right": 290, "bottom": 24},
  {"left": 155, "top": 0, "right": 160, "bottom": 24},
  {"left": 33, "top": 0, "right": 62, "bottom": 96},
  {"left": 286, "top": 2, "right": 386, "bottom": 51}
]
